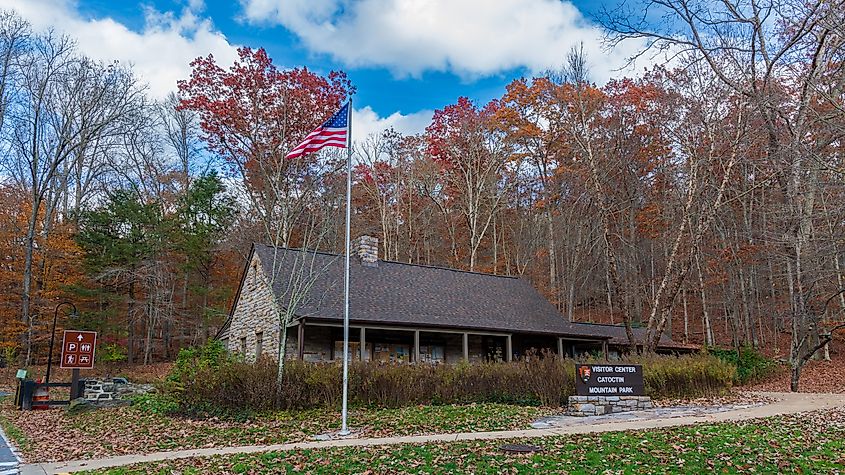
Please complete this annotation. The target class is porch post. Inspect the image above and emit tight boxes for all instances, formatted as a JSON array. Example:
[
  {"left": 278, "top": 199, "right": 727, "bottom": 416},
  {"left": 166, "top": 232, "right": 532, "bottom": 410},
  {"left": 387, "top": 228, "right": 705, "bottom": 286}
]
[
  {"left": 557, "top": 337, "right": 564, "bottom": 361},
  {"left": 414, "top": 330, "right": 420, "bottom": 363},
  {"left": 360, "top": 327, "right": 367, "bottom": 361},
  {"left": 505, "top": 334, "right": 513, "bottom": 362},
  {"left": 602, "top": 340, "right": 609, "bottom": 361},
  {"left": 462, "top": 333, "right": 469, "bottom": 361},
  {"left": 297, "top": 320, "right": 305, "bottom": 360}
]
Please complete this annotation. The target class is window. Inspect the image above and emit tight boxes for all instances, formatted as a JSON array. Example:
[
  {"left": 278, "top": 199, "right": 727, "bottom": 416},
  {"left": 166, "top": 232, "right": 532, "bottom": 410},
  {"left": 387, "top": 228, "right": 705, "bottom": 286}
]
[
  {"left": 240, "top": 336, "right": 247, "bottom": 354},
  {"left": 255, "top": 332, "right": 263, "bottom": 357},
  {"left": 250, "top": 263, "right": 258, "bottom": 289}
]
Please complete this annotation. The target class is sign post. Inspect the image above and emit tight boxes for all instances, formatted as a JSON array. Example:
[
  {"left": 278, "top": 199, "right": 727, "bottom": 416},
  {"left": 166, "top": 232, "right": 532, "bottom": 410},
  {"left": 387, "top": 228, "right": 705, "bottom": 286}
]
[{"left": 60, "top": 330, "right": 97, "bottom": 399}]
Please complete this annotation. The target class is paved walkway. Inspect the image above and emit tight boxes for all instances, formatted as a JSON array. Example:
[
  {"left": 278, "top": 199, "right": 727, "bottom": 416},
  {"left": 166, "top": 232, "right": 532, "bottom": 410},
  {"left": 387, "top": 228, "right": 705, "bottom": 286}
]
[
  {"left": 530, "top": 400, "right": 768, "bottom": 429},
  {"left": 19, "top": 392, "right": 845, "bottom": 475}
]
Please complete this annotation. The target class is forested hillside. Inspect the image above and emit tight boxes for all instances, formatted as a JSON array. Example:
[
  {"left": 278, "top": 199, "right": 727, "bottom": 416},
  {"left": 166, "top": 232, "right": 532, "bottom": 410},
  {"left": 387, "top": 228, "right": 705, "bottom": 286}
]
[{"left": 0, "top": 1, "right": 842, "bottom": 389}]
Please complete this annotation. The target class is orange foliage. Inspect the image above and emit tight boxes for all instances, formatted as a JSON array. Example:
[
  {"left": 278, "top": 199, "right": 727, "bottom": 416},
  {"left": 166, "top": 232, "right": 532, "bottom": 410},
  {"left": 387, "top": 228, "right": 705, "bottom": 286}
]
[{"left": 0, "top": 184, "right": 85, "bottom": 360}]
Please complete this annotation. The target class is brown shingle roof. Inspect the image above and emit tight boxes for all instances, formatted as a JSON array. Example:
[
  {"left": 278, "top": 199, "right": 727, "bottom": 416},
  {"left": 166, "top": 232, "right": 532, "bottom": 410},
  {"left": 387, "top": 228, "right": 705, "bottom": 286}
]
[{"left": 250, "top": 244, "right": 689, "bottom": 349}]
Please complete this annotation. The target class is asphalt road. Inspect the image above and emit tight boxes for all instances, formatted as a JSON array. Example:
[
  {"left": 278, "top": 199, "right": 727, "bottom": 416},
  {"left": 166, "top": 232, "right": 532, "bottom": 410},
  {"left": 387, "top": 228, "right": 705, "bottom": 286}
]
[{"left": 0, "top": 391, "right": 21, "bottom": 474}]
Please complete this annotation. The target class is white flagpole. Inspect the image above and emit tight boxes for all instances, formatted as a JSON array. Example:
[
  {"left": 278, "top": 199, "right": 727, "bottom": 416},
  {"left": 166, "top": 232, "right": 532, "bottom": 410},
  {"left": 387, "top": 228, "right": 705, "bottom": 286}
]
[{"left": 340, "top": 99, "right": 352, "bottom": 435}]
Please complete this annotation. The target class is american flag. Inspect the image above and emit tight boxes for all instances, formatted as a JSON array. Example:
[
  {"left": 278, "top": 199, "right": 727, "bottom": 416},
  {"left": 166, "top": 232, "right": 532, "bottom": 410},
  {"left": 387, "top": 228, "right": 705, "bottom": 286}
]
[{"left": 285, "top": 102, "right": 350, "bottom": 159}]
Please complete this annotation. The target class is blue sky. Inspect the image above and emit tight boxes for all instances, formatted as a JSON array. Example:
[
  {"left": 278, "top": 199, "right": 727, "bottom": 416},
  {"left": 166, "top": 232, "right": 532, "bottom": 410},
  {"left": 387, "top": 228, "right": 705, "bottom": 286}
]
[{"left": 2, "top": 0, "right": 655, "bottom": 138}]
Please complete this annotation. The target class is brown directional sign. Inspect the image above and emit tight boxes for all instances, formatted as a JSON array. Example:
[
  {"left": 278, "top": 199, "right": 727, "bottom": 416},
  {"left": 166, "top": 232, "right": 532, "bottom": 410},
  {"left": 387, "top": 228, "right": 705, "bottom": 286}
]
[
  {"left": 60, "top": 330, "right": 97, "bottom": 369},
  {"left": 575, "top": 364, "right": 645, "bottom": 396}
]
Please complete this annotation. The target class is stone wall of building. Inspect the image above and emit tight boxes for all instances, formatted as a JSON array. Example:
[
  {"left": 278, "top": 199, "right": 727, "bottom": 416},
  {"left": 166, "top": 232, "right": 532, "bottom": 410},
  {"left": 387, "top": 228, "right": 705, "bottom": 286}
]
[
  {"left": 301, "top": 325, "right": 334, "bottom": 361},
  {"left": 228, "top": 253, "right": 281, "bottom": 362},
  {"left": 567, "top": 395, "right": 653, "bottom": 416}
]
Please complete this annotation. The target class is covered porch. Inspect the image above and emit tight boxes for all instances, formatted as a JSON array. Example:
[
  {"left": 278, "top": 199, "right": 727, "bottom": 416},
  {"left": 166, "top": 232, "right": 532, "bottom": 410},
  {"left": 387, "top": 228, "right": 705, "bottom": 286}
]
[{"left": 285, "top": 320, "right": 609, "bottom": 363}]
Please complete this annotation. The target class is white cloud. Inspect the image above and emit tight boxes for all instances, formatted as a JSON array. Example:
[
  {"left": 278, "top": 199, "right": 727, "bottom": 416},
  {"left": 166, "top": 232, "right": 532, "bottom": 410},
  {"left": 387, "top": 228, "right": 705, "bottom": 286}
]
[
  {"left": 0, "top": 0, "right": 437, "bottom": 142},
  {"left": 0, "top": 0, "right": 239, "bottom": 98},
  {"left": 353, "top": 106, "right": 432, "bottom": 140},
  {"left": 238, "top": 0, "right": 652, "bottom": 83}
]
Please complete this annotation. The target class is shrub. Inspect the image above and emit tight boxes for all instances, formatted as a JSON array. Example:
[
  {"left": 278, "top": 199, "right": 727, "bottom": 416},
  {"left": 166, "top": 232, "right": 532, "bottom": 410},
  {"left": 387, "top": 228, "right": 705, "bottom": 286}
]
[
  {"left": 631, "top": 354, "right": 735, "bottom": 399},
  {"left": 168, "top": 339, "right": 228, "bottom": 386},
  {"left": 180, "top": 356, "right": 280, "bottom": 417},
  {"left": 168, "top": 348, "right": 732, "bottom": 414},
  {"left": 709, "top": 346, "right": 776, "bottom": 384},
  {"left": 519, "top": 350, "right": 573, "bottom": 406},
  {"left": 132, "top": 393, "right": 180, "bottom": 415},
  {"left": 96, "top": 343, "right": 127, "bottom": 363}
]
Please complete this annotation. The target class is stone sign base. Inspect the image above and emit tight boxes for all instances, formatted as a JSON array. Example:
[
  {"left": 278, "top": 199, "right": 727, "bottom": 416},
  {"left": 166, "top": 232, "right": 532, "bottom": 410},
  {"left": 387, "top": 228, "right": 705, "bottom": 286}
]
[{"left": 567, "top": 395, "right": 653, "bottom": 416}]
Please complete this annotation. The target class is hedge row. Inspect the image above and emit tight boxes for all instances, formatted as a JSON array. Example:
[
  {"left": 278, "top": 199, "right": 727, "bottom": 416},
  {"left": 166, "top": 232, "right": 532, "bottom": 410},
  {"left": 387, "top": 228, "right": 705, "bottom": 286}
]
[{"left": 168, "top": 343, "right": 734, "bottom": 414}]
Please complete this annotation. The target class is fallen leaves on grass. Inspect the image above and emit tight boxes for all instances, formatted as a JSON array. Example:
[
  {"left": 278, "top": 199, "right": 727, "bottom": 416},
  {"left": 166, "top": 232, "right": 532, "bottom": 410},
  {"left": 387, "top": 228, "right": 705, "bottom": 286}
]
[
  {"left": 0, "top": 398, "right": 548, "bottom": 463},
  {"left": 84, "top": 408, "right": 845, "bottom": 475}
]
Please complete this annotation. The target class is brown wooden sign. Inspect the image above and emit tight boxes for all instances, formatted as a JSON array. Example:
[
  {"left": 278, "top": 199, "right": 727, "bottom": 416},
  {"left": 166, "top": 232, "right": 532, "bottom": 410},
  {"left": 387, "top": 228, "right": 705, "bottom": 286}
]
[
  {"left": 575, "top": 364, "right": 644, "bottom": 396},
  {"left": 60, "top": 330, "right": 97, "bottom": 369}
]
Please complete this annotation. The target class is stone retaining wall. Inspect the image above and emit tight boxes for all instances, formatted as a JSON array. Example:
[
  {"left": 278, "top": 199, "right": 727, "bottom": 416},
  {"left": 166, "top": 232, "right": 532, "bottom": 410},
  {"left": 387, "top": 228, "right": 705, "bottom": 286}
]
[
  {"left": 83, "top": 378, "right": 155, "bottom": 402},
  {"left": 567, "top": 395, "right": 653, "bottom": 416}
]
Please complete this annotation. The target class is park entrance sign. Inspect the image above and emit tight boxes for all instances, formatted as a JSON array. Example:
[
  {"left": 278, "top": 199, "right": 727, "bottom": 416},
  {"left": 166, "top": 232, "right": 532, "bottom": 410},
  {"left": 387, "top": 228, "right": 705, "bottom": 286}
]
[
  {"left": 575, "top": 364, "right": 644, "bottom": 396},
  {"left": 60, "top": 330, "right": 97, "bottom": 369}
]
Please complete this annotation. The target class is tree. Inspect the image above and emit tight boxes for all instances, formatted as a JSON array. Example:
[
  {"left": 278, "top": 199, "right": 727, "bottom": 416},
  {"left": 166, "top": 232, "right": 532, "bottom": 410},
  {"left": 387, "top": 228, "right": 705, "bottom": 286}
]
[
  {"left": 496, "top": 76, "right": 569, "bottom": 309},
  {"left": 175, "top": 172, "right": 237, "bottom": 343},
  {"left": 604, "top": 0, "right": 845, "bottom": 383},
  {"left": 179, "top": 47, "right": 352, "bottom": 248},
  {"left": 0, "top": 25, "right": 142, "bottom": 363},
  {"left": 180, "top": 47, "right": 353, "bottom": 382},
  {"left": 550, "top": 48, "right": 639, "bottom": 348},
  {"left": 427, "top": 97, "right": 513, "bottom": 271},
  {"left": 76, "top": 190, "right": 163, "bottom": 364}
]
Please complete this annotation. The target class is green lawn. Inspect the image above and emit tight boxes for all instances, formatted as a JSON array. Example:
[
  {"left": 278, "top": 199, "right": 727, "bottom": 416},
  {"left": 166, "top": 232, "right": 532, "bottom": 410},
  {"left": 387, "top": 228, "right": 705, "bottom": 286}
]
[
  {"left": 0, "top": 397, "right": 549, "bottom": 462},
  {"left": 86, "top": 409, "right": 845, "bottom": 474}
]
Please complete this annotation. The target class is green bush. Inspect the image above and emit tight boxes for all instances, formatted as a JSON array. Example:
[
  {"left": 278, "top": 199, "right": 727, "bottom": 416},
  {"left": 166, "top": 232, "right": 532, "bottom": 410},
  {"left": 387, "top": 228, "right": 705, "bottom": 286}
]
[
  {"left": 167, "top": 348, "right": 731, "bottom": 414},
  {"left": 709, "top": 346, "right": 776, "bottom": 384},
  {"left": 131, "top": 393, "right": 180, "bottom": 415},
  {"left": 168, "top": 339, "right": 228, "bottom": 386},
  {"left": 96, "top": 343, "right": 127, "bottom": 363}
]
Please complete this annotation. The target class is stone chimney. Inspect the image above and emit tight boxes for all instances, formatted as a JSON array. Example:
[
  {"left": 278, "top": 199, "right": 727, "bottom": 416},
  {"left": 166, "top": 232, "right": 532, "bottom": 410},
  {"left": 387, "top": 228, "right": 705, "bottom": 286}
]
[{"left": 354, "top": 235, "right": 379, "bottom": 267}]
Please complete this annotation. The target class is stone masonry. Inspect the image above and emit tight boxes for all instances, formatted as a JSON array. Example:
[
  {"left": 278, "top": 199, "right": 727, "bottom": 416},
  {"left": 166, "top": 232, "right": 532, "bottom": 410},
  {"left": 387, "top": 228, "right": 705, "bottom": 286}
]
[
  {"left": 83, "top": 378, "right": 155, "bottom": 402},
  {"left": 354, "top": 235, "right": 379, "bottom": 267},
  {"left": 227, "top": 253, "right": 282, "bottom": 362},
  {"left": 567, "top": 395, "right": 653, "bottom": 416}
]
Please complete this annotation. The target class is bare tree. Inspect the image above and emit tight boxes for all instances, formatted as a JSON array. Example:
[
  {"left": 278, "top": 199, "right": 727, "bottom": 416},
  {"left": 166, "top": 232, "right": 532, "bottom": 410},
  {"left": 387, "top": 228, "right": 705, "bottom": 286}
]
[
  {"left": 1, "top": 26, "right": 142, "bottom": 363},
  {"left": 604, "top": 0, "right": 845, "bottom": 384},
  {"left": 555, "top": 45, "right": 638, "bottom": 348}
]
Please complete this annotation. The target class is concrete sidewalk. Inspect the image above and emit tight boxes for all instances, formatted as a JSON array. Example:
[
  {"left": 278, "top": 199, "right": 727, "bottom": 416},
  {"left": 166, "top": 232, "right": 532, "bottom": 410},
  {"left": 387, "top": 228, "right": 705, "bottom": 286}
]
[{"left": 20, "top": 392, "right": 845, "bottom": 475}]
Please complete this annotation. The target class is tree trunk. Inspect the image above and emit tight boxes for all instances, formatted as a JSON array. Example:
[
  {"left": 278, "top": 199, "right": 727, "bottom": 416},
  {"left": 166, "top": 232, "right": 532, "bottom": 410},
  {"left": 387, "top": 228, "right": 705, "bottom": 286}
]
[
  {"left": 681, "top": 287, "right": 689, "bottom": 343},
  {"left": 276, "top": 317, "right": 290, "bottom": 387},
  {"left": 21, "top": 198, "right": 40, "bottom": 366},
  {"left": 127, "top": 278, "right": 136, "bottom": 365}
]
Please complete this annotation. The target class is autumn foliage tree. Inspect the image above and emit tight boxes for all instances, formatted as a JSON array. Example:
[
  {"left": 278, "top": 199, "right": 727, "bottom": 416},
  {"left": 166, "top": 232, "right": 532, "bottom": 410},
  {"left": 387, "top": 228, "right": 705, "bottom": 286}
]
[
  {"left": 179, "top": 47, "right": 353, "bottom": 248},
  {"left": 2, "top": 2, "right": 845, "bottom": 396},
  {"left": 426, "top": 97, "right": 512, "bottom": 271}
]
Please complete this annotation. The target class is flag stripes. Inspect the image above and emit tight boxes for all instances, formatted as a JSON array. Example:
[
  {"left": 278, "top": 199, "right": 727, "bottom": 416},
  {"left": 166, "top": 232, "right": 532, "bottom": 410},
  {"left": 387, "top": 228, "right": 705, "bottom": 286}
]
[{"left": 286, "top": 103, "right": 350, "bottom": 159}]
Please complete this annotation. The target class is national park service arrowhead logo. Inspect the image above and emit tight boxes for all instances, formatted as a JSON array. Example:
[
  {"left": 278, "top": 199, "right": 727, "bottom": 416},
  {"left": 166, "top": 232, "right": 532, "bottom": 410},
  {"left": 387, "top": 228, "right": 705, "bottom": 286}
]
[{"left": 578, "top": 365, "right": 591, "bottom": 384}]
